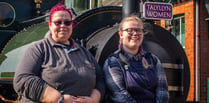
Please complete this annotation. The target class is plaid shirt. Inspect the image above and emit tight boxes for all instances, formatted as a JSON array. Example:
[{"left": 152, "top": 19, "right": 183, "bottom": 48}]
[{"left": 103, "top": 50, "right": 169, "bottom": 103}]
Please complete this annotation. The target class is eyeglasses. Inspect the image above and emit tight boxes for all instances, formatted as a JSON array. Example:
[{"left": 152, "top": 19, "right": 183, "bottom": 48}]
[
  {"left": 122, "top": 28, "right": 144, "bottom": 35},
  {"left": 52, "top": 20, "right": 73, "bottom": 26}
]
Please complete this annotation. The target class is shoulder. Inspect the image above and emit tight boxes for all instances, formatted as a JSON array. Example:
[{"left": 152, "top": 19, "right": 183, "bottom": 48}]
[
  {"left": 104, "top": 50, "right": 121, "bottom": 68},
  {"left": 106, "top": 50, "right": 120, "bottom": 62},
  {"left": 144, "top": 51, "right": 155, "bottom": 58},
  {"left": 30, "top": 38, "right": 48, "bottom": 48},
  {"left": 25, "top": 38, "right": 49, "bottom": 55},
  {"left": 144, "top": 51, "right": 160, "bottom": 64}
]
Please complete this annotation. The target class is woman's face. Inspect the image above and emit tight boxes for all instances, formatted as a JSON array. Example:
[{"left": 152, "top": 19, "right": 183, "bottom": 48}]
[
  {"left": 119, "top": 20, "right": 144, "bottom": 51},
  {"left": 49, "top": 10, "right": 72, "bottom": 44}
]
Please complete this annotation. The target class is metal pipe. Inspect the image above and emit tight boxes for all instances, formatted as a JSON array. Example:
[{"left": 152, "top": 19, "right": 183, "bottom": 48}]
[
  {"left": 90, "top": 0, "right": 92, "bottom": 9},
  {"left": 195, "top": 0, "right": 200, "bottom": 101}
]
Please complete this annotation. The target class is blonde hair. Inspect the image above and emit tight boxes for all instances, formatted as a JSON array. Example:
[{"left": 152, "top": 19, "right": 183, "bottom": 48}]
[{"left": 119, "top": 16, "right": 143, "bottom": 32}]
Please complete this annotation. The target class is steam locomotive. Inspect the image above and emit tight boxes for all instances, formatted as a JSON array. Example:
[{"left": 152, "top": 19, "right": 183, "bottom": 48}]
[{"left": 0, "top": 0, "right": 190, "bottom": 103}]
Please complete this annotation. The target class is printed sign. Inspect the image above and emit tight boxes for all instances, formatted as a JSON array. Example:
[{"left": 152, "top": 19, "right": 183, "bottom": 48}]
[{"left": 143, "top": 2, "right": 173, "bottom": 20}]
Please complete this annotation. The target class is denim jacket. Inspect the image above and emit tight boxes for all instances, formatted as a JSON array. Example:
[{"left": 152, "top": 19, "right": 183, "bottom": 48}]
[{"left": 103, "top": 50, "right": 169, "bottom": 103}]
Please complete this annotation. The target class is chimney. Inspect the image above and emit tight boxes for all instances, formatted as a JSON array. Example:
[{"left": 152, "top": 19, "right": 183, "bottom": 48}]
[{"left": 122, "top": 0, "right": 141, "bottom": 18}]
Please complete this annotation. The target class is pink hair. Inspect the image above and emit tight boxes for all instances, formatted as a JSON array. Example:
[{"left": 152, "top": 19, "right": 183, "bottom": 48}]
[{"left": 49, "top": 3, "right": 72, "bottom": 22}]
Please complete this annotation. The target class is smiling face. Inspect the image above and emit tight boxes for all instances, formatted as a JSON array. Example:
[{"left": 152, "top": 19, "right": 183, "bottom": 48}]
[
  {"left": 119, "top": 17, "right": 144, "bottom": 55},
  {"left": 49, "top": 10, "right": 72, "bottom": 45}
]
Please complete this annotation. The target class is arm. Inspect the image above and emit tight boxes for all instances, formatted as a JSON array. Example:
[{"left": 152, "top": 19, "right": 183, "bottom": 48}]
[
  {"left": 74, "top": 47, "right": 105, "bottom": 103},
  {"left": 86, "top": 49, "right": 106, "bottom": 101},
  {"left": 13, "top": 43, "right": 61, "bottom": 102},
  {"left": 41, "top": 85, "right": 61, "bottom": 102},
  {"left": 103, "top": 57, "right": 137, "bottom": 103},
  {"left": 13, "top": 43, "right": 46, "bottom": 101},
  {"left": 88, "top": 54, "right": 105, "bottom": 102},
  {"left": 71, "top": 49, "right": 104, "bottom": 103},
  {"left": 73, "top": 89, "right": 100, "bottom": 103},
  {"left": 94, "top": 59, "right": 105, "bottom": 101},
  {"left": 90, "top": 89, "right": 101, "bottom": 102},
  {"left": 77, "top": 61, "right": 104, "bottom": 103},
  {"left": 155, "top": 57, "right": 169, "bottom": 103}
]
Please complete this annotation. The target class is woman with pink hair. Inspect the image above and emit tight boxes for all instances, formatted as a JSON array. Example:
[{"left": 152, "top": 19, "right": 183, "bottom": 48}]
[{"left": 13, "top": 3, "right": 105, "bottom": 103}]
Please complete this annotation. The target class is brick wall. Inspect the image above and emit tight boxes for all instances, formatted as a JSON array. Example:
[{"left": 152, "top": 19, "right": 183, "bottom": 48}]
[
  {"left": 173, "top": 0, "right": 195, "bottom": 101},
  {"left": 199, "top": 0, "right": 209, "bottom": 102}
]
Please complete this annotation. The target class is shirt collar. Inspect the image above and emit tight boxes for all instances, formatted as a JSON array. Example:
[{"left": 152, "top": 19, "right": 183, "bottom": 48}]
[
  {"left": 47, "top": 34, "right": 79, "bottom": 51},
  {"left": 121, "top": 47, "right": 142, "bottom": 61}
]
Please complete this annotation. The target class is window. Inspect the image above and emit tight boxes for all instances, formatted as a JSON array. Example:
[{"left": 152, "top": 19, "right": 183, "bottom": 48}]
[
  {"left": 166, "top": 14, "right": 185, "bottom": 49},
  {"left": 0, "top": 2, "right": 15, "bottom": 27}
]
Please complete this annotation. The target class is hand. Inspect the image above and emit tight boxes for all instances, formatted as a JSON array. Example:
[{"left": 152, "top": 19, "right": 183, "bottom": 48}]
[
  {"left": 41, "top": 85, "right": 61, "bottom": 103},
  {"left": 63, "top": 94, "right": 77, "bottom": 103},
  {"left": 42, "top": 86, "right": 77, "bottom": 103},
  {"left": 73, "top": 96, "right": 93, "bottom": 103},
  {"left": 72, "top": 89, "right": 101, "bottom": 103}
]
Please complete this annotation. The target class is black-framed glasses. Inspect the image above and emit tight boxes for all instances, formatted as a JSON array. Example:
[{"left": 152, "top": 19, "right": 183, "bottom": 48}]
[
  {"left": 52, "top": 20, "right": 73, "bottom": 26},
  {"left": 122, "top": 28, "right": 144, "bottom": 35}
]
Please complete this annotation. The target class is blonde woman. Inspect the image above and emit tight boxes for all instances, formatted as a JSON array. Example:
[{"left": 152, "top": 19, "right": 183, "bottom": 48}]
[{"left": 103, "top": 16, "right": 169, "bottom": 103}]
